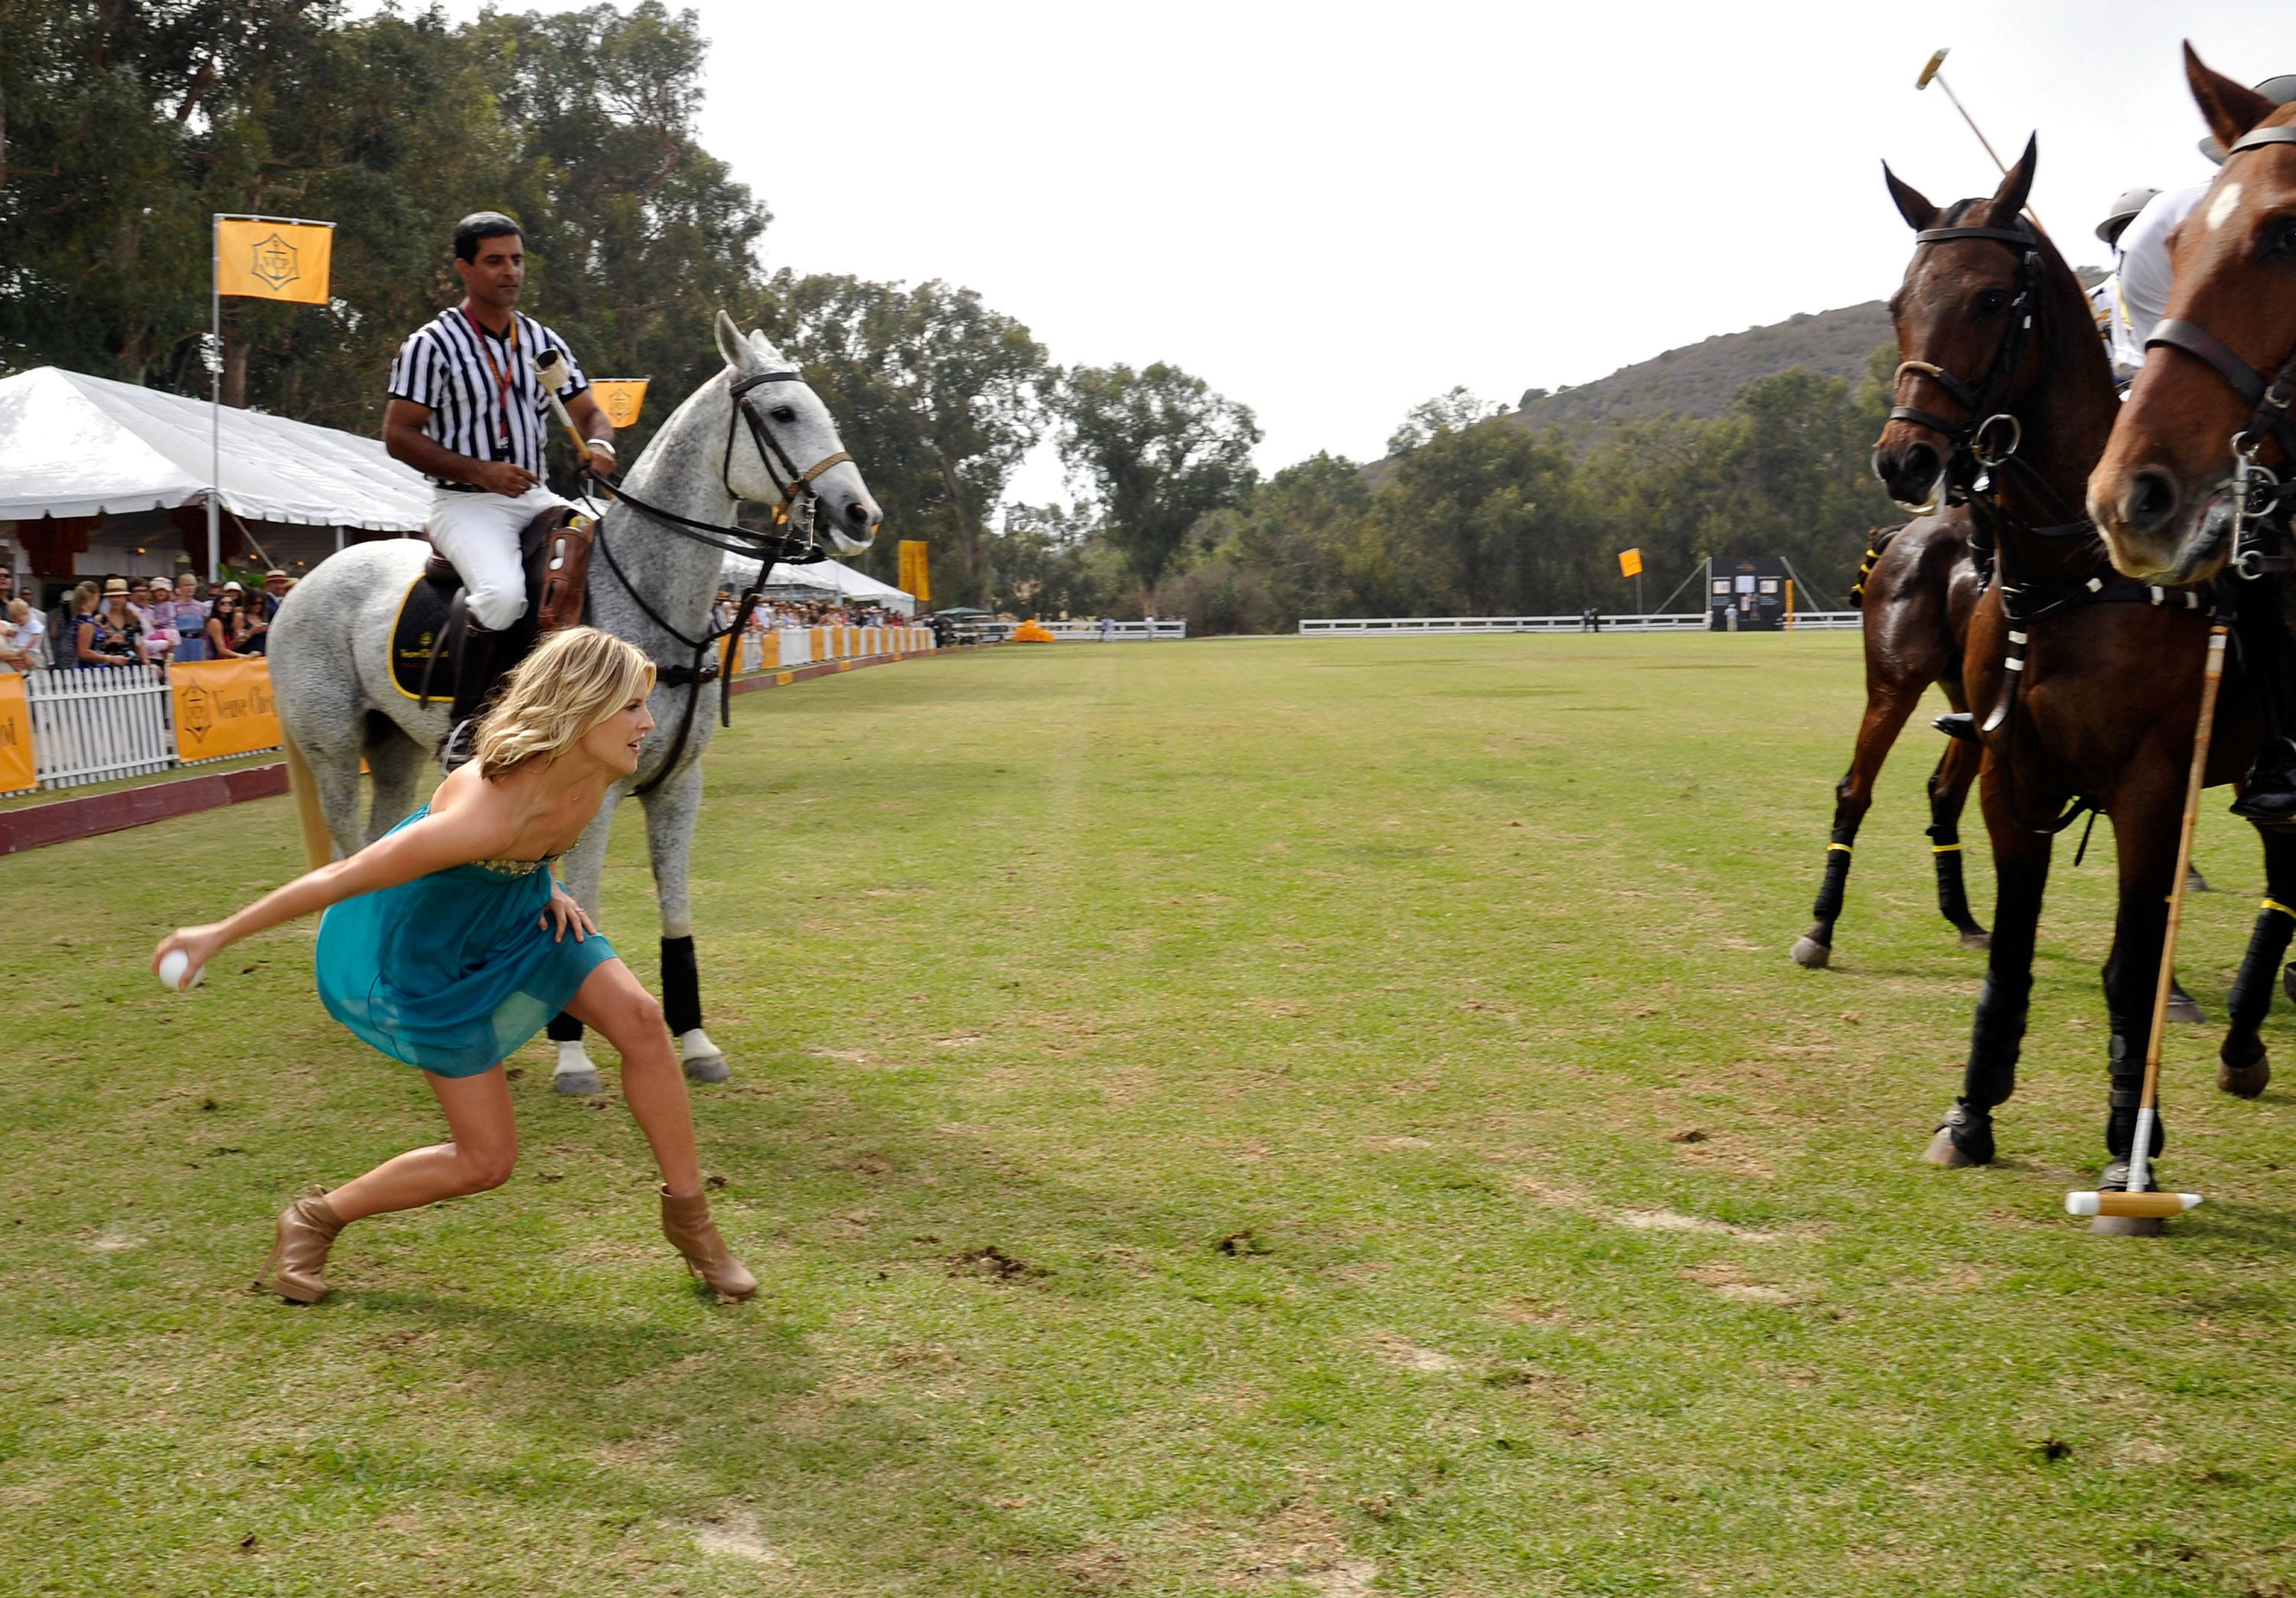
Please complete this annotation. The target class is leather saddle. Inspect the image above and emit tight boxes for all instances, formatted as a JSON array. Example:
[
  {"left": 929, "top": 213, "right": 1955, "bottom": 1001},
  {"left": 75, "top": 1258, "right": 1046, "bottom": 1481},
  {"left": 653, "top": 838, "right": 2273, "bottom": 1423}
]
[{"left": 389, "top": 505, "right": 595, "bottom": 713}]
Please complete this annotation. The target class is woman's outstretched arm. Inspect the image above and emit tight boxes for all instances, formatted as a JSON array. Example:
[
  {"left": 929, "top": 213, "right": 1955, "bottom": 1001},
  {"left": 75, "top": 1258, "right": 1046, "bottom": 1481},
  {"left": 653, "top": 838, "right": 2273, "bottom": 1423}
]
[{"left": 150, "top": 800, "right": 517, "bottom": 978}]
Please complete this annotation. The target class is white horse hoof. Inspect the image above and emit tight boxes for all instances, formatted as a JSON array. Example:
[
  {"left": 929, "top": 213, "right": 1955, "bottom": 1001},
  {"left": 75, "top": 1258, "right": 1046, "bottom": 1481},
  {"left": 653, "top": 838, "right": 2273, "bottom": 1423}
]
[
  {"left": 680, "top": 1028, "right": 731, "bottom": 1084},
  {"left": 683, "top": 1052, "right": 730, "bottom": 1084},
  {"left": 555, "top": 1069, "right": 604, "bottom": 1096},
  {"left": 1790, "top": 935, "right": 1831, "bottom": 969}
]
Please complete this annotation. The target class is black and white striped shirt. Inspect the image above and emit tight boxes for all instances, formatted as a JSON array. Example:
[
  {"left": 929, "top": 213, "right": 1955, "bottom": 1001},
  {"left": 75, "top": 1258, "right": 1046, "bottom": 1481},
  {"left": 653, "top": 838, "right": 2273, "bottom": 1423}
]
[{"left": 386, "top": 307, "right": 590, "bottom": 484}]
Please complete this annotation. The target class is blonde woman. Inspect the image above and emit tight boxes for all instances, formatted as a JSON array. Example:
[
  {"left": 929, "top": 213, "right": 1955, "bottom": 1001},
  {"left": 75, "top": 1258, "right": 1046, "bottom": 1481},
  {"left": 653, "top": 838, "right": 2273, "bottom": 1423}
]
[{"left": 151, "top": 628, "right": 754, "bottom": 1305}]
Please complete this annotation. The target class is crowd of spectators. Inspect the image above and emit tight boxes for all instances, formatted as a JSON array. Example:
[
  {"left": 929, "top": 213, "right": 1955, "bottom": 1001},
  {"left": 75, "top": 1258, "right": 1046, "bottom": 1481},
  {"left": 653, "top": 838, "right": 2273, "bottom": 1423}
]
[
  {"left": 0, "top": 567, "right": 297, "bottom": 673},
  {"left": 721, "top": 592, "right": 912, "bottom": 634}
]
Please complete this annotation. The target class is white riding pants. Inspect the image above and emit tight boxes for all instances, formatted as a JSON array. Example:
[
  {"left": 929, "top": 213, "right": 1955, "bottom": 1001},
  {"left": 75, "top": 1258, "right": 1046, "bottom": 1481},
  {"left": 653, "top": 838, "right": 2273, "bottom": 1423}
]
[{"left": 426, "top": 484, "right": 570, "bottom": 631}]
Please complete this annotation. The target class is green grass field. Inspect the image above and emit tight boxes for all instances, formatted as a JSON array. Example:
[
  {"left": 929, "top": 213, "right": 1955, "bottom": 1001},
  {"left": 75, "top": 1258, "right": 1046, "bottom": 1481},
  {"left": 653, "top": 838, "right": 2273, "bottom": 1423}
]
[{"left": 7, "top": 633, "right": 2296, "bottom": 1596}]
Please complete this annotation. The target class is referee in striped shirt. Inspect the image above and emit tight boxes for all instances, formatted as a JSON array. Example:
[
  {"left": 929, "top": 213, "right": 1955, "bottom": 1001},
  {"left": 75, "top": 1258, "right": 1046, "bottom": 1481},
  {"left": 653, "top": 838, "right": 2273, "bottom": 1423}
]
[{"left": 383, "top": 212, "right": 616, "bottom": 636}]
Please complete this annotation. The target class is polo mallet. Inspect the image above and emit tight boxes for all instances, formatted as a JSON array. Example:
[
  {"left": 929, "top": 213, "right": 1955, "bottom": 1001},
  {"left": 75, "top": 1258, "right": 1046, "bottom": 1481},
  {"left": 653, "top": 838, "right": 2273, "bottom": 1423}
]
[
  {"left": 531, "top": 351, "right": 613, "bottom": 495},
  {"left": 2064, "top": 624, "right": 2226, "bottom": 1223},
  {"left": 1916, "top": 48, "right": 2049, "bottom": 236}
]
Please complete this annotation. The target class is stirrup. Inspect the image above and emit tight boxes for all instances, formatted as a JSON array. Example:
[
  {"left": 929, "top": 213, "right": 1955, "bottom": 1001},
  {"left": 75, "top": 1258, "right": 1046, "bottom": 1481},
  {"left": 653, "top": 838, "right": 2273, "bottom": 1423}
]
[
  {"left": 1933, "top": 711, "right": 1978, "bottom": 742},
  {"left": 439, "top": 718, "right": 481, "bottom": 774}
]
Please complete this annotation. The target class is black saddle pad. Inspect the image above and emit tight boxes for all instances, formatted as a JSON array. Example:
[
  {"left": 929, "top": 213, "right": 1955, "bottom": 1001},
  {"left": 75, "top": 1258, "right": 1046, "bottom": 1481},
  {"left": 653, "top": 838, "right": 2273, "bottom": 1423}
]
[
  {"left": 388, "top": 564, "right": 475, "bottom": 702},
  {"left": 386, "top": 509, "right": 587, "bottom": 703}
]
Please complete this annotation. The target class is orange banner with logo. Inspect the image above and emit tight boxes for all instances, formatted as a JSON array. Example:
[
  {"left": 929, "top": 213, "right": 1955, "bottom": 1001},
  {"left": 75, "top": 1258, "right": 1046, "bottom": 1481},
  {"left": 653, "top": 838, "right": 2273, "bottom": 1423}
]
[
  {"left": 589, "top": 380, "right": 649, "bottom": 429},
  {"left": 217, "top": 219, "right": 334, "bottom": 305},
  {"left": 899, "top": 540, "right": 931, "bottom": 603},
  {"left": 171, "top": 657, "right": 280, "bottom": 761},
  {"left": 0, "top": 675, "right": 34, "bottom": 793}
]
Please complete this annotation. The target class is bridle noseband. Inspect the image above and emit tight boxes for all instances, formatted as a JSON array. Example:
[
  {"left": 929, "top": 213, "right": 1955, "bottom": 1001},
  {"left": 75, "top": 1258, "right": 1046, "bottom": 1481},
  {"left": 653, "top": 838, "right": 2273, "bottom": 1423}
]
[{"left": 2141, "top": 124, "right": 2296, "bottom": 573}]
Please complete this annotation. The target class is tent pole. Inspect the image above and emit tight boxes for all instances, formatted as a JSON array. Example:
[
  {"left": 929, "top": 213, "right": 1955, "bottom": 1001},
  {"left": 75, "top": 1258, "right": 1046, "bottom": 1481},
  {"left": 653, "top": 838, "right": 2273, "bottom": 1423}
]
[{"left": 208, "top": 214, "right": 221, "bottom": 585}]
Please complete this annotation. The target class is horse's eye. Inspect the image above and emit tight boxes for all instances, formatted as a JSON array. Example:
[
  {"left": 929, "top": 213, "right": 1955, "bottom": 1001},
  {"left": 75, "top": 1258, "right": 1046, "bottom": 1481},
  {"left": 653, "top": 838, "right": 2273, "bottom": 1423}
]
[
  {"left": 2266, "top": 218, "right": 2296, "bottom": 260},
  {"left": 1974, "top": 289, "right": 2009, "bottom": 315},
  {"left": 771, "top": 406, "right": 797, "bottom": 424}
]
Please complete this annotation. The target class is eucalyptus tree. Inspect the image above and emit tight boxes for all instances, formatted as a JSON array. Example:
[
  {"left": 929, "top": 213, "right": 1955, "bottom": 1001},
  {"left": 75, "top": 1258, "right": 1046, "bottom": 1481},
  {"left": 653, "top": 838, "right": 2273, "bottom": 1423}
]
[{"left": 1052, "top": 362, "right": 1261, "bottom": 611}]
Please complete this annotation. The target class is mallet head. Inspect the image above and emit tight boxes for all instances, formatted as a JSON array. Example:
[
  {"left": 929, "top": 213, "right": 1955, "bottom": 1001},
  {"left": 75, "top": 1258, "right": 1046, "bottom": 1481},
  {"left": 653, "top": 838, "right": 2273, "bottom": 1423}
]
[{"left": 2065, "top": 1191, "right": 2202, "bottom": 1219}]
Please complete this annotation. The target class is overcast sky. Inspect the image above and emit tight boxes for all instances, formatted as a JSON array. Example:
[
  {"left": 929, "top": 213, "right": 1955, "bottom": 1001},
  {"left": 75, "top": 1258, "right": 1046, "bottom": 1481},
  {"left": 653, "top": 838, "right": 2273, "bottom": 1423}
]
[{"left": 392, "top": 0, "right": 2281, "bottom": 506}]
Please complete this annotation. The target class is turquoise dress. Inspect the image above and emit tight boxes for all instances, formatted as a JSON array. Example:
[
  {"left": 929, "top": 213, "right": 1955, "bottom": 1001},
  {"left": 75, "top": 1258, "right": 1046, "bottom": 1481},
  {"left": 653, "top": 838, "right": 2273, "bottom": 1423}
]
[{"left": 315, "top": 805, "right": 617, "bottom": 1078}]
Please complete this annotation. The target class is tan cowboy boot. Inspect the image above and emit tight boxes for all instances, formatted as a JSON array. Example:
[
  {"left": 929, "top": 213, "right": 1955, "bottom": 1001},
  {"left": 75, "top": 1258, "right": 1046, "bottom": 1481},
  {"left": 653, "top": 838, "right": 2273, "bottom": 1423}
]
[
  {"left": 660, "top": 1186, "right": 757, "bottom": 1300},
  {"left": 259, "top": 1187, "right": 347, "bottom": 1304}
]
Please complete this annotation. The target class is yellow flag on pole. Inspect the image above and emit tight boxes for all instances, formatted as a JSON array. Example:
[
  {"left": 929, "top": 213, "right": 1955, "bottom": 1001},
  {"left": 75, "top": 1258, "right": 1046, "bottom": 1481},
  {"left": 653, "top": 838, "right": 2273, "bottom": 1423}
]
[
  {"left": 899, "top": 540, "right": 931, "bottom": 603},
  {"left": 216, "top": 219, "right": 333, "bottom": 304},
  {"left": 588, "top": 380, "right": 649, "bottom": 429},
  {"left": 1618, "top": 547, "right": 1644, "bottom": 578}
]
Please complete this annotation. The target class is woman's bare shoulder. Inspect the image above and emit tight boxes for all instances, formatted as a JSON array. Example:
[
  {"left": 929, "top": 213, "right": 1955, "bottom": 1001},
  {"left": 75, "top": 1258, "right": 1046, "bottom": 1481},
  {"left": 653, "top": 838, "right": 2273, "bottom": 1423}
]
[{"left": 422, "top": 768, "right": 524, "bottom": 853}]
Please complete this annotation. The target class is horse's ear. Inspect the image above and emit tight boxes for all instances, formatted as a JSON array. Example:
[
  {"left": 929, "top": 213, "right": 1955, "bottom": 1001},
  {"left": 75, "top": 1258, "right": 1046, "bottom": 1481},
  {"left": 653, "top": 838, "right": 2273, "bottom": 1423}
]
[
  {"left": 2187, "top": 41, "right": 2276, "bottom": 155},
  {"left": 714, "top": 308, "right": 750, "bottom": 372},
  {"left": 1983, "top": 135, "right": 2037, "bottom": 230},
  {"left": 1883, "top": 162, "right": 1939, "bottom": 232}
]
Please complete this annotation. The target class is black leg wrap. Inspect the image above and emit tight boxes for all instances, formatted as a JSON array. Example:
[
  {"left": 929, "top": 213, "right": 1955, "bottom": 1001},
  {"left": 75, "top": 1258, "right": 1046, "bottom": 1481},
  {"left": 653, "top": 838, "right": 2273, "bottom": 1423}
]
[
  {"left": 2103, "top": 1035, "right": 2166, "bottom": 1159},
  {"left": 1810, "top": 823, "right": 1858, "bottom": 925},
  {"left": 660, "top": 934, "right": 702, "bottom": 1036},
  {"left": 1961, "top": 970, "right": 2027, "bottom": 1109},
  {"left": 546, "top": 1009, "right": 585, "bottom": 1043},
  {"left": 1927, "top": 823, "right": 1981, "bottom": 931},
  {"left": 2229, "top": 904, "right": 2296, "bottom": 1030}
]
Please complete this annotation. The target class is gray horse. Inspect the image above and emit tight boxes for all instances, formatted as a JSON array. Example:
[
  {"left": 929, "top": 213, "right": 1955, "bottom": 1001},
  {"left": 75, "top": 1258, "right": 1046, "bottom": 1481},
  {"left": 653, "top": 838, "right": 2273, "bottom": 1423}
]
[{"left": 269, "top": 311, "right": 881, "bottom": 1092}]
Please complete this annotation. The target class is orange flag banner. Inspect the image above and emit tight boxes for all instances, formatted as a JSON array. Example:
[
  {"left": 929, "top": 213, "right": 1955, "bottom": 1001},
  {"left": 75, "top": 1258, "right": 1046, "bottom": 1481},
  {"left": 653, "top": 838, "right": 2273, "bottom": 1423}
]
[
  {"left": 0, "top": 675, "right": 35, "bottom": 794},
  {"left": 589, "top": 380, "right": 650, "bottom": 429},
  {"left": 1618, "top": 547, "right": 1644, "bottom": 579},
  {"left": 170, "top": 657, "right": 281, "bottom": 761},
  {"left": 899, "top": 540, "right": 931, "bottom": 603},
  {"left": 216, "top": 219, "right": 333, "bottom": 304}
]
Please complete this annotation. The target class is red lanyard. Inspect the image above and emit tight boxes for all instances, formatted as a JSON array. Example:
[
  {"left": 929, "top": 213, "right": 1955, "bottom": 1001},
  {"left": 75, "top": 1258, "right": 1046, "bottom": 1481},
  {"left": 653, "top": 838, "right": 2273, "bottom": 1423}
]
[{"left": 458, "top": 304, "right": 520, "bottom": 452}]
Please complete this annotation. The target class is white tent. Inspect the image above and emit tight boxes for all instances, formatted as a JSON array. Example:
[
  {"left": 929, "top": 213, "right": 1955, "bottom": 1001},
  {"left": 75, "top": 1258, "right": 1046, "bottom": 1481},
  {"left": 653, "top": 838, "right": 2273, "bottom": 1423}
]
[
  {"left": 720, "top": 553, "right": 916, "bottom": 617},
  {"left": 0, "top": 365, "right": 429, "bottom": 530}
]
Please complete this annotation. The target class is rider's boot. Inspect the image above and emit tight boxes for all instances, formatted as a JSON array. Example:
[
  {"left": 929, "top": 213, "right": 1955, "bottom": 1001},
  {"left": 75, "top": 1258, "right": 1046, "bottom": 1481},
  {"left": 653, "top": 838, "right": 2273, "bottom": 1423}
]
[
  {"left": 2231, "top": 737, "right": 2296, "bottom": 823},
  {"left": 439, "top": 624, "right": 504, "bottom": 774}
]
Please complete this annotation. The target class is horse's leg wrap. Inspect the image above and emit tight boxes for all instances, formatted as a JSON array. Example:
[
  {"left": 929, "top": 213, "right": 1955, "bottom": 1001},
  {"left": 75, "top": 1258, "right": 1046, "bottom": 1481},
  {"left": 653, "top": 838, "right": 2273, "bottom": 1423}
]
[
  {"left": 2103, "top": 1032, "right": 2166, "bottom": 1163},
  {"left": 1928, "top": 820, "right": 1979, "bottom": 933},
  {"left": 547, "top": 1011, "right": 585, "bottom": 1043},
  {"left": 1808, "top": 820, "right": 1859, "bottom": 941},
  {"left": 1961, "top": 968, "right": 2027, "bottom": 1110},
  {"left": 2222, "top": 897, "right": 2293, "bottom": 1094},
  {"left": 660, "top": 934, "right": 703, "bottom": 1037},
  {"left": 2229, "top": 901, "right": 2294, "bottom": 1038}
]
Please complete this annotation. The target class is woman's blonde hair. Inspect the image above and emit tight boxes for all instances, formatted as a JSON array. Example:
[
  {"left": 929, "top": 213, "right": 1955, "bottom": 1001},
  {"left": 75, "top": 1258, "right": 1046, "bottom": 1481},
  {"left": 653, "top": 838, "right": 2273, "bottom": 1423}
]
[{"left": 474, "top": 627, "right": 655, "bottom": 781}]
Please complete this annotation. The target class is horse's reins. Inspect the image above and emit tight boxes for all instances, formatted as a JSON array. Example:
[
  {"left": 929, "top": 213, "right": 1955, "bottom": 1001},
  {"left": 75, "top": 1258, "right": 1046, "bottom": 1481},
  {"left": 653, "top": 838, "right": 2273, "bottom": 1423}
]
[
  {"left": 584, "top": 366, "right": 853, "bottom": 797},
  {"left": 2142, "top": 125, "right": 2296, "bottom": 576}
]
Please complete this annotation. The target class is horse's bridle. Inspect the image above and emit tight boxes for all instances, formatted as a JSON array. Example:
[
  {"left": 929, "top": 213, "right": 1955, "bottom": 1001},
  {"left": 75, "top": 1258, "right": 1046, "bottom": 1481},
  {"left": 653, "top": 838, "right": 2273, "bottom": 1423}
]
[
  {"left": 722, "top": 370, "right": 853, "bottom": 540},
  {"left": 1887, "top": 223, "right": 2053, "bottom": 512},
  {"left": 2141, "top": 125, "right": 2296, "bottom": 573},
  {"left": 587, "top": 364, "right": 858, "bottom": 795}
]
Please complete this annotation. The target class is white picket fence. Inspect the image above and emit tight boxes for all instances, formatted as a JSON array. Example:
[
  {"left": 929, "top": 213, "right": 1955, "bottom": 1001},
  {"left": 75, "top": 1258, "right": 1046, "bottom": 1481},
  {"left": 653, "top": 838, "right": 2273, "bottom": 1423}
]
[
  {"left": 1032, "top": 620, "right": 1188, "bottom": 641},
  {"left": 21, "top": 665, "right": 181, "bottom": 790},
  {"left": 1299, "top": 611, "right": 1862, "bottom": 635}
]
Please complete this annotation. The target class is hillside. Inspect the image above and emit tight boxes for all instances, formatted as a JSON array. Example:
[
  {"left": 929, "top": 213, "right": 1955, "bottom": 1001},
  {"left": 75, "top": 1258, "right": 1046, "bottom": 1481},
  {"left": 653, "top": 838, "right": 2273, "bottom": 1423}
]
[{"left": 1508, "top": 301, "right": 1896, "bottom": 447}]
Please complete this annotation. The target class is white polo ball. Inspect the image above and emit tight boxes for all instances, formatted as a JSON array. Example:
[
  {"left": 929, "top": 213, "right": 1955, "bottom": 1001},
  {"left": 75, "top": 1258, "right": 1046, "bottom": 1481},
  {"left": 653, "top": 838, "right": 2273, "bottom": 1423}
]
[{"left": 158, "top": 949, "right": 205, "bottom": 992}]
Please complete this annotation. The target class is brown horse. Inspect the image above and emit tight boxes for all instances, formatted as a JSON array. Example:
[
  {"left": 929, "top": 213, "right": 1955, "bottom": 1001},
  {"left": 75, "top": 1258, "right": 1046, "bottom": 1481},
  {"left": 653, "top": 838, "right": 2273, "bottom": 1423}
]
[
  {"left": 2089, "top": 44, "right": 2296, "bottom": 1078},
  {"left": 1872, "top": 136, "right": 2288, "bottom": 1205},
  {"left": 1789, "top": 511, "right": 1989, "bottom": 968}
]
